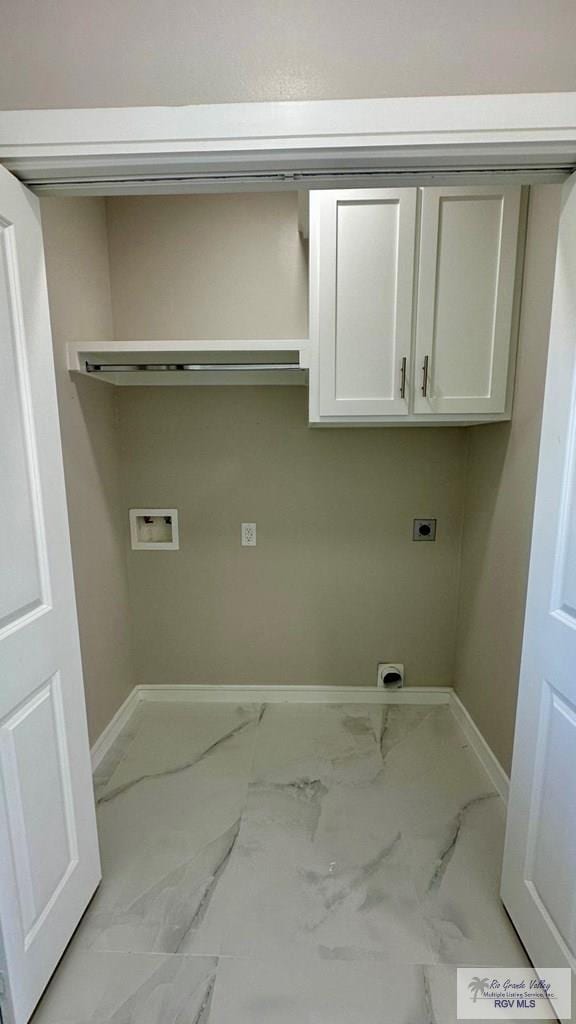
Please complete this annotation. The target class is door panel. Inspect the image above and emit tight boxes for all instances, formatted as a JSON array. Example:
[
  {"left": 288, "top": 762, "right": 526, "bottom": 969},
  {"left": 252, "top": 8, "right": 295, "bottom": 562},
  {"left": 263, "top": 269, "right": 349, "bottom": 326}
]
[
  {"left": 555, "top": 411, "right": 576, "bottom": 618},
  {"left": 2, "top": 676, "right": 78, "bottom": 944},
  {"left": 313, "top": 188, "right": 416, "bottom": 417},
  {"left": 334, "top": 200, "right": 402, "bottom": 401},
  {"left": 414, "top": 186, "right": 521, "bottom": 415},
  {"left": 524, "top": 684, "right": 576, "bottom": 958},
  {"left": 0, "top": 221, "right": 47, "bottom": 630},
  {"left": 502, "top": 172, "right": 576, "bottom": 1021},
  {"left": 0, "top": 166, "right": 100, "bottom": 1024}
]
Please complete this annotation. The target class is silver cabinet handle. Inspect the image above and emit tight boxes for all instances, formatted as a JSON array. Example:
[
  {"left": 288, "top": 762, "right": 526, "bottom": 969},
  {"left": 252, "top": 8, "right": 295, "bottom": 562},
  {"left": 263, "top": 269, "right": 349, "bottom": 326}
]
[
  {"left": 421, "top": 355, "right": 429, "bottom": 397},
  {"left": 400, "top": 356, "right": 407, "bottom": 399}
]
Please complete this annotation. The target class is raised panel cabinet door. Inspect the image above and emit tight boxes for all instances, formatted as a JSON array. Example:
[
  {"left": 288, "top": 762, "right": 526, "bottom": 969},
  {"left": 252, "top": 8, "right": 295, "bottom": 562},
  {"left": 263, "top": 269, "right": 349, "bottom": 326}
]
[
  {"left": 311, "top": 189, "right": 417, "bottom": 417},
  {"left": 0, "top": 166, "right": 100, "bottom": 1024},
  {"left": 501, "top": 172, "right": 576, "bottom": 1021},
  {"left": 413, "top": 186, "right": 521, "bottom": 415}
]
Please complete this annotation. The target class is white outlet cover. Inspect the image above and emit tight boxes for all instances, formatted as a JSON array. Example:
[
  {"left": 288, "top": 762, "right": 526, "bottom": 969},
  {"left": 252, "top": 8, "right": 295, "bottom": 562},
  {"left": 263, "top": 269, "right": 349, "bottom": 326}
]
[{"left": 241, "top": 522, "right": 257, "bottom": 546}]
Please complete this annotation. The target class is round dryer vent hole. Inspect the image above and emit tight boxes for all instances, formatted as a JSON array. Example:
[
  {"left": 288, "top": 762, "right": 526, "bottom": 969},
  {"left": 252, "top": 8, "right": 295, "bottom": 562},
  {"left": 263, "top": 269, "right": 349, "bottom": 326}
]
[{"left": 377, "top": 663, "right": 405, "bottom": 689}]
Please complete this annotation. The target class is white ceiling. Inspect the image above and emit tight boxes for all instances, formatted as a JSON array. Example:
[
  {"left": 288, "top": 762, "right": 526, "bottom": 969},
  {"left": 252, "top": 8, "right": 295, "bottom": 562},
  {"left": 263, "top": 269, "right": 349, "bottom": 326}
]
[{"left": 1, "top": 0, "right": 576, "bottom": 111}]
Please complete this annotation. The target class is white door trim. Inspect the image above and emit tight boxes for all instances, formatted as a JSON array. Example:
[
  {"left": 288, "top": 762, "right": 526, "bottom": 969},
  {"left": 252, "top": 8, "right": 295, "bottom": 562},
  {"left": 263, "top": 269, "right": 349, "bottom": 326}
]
[{"left": 0, "top": 93, "right": 576, "bottom": 193}]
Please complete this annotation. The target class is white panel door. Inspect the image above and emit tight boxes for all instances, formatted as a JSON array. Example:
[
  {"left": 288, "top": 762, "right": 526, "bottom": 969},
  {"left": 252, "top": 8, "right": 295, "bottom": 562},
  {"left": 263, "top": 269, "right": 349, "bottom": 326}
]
[
  {"left": 501, "top": 172, "right": 576, "bottom": 1022},
  {"left": 414, "top": 186, "right": 521, "bottom": 415},
  {"left": 312, "top": 188, "right": 416, "bottom": 417},
  {"left": 0, "top": 166, "right": 100, "bottom": 1023}
]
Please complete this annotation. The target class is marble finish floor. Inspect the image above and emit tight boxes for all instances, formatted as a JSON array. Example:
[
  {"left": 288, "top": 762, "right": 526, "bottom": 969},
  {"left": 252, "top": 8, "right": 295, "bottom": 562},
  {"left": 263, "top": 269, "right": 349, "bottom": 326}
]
[{"left": 32, "top": 701, "right": 527, "bottom": 1023}]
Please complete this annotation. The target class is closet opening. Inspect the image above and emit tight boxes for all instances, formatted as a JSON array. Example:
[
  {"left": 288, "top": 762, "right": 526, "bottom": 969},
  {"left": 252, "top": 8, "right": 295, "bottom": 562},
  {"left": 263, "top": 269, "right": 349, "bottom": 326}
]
[{"left": 1, "top": 152, "right": 571, "bottom": 1022}]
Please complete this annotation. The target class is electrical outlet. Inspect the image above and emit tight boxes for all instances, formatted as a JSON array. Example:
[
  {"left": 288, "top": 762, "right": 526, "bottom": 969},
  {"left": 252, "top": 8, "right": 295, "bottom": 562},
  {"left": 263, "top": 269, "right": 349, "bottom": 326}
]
[
  {"left": 413, "top": 518, "right": 437, "bottom": 541},
  {"left": 377, "top": 663, "right": 404, "bottom": 689},
  {"left": 241, "top": 522, "right": 257, "bottom": 546}
]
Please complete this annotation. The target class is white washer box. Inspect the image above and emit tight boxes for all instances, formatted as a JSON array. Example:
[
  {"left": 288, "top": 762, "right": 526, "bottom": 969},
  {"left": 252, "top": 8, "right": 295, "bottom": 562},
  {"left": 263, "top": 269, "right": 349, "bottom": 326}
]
[{"left": 129, "top": 509, "right": 179, "bottom": 550}]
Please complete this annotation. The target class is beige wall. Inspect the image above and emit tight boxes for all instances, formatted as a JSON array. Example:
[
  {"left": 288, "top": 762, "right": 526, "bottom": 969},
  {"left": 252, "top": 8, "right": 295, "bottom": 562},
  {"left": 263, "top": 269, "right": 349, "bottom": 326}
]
[
  {"left": 119, "top": 388, "right": 467, "bottom": 688},
  {"left": 2, "top": 0, "right": 576, "bottom": 109},
  {"left": 106, "top": 192, "right": 467, "bottom": 688},
  {"left": 106, "top": 193, "right": 307, "bottom": 341},
  {"left": 41, "top": 186, "right": 559, "bottom": 758},
  {"left": 40, "top": 197, "right": 133, "bottom": 743},
  {"left": 454, "top": 186, "right": 561, "bottom": 774}
]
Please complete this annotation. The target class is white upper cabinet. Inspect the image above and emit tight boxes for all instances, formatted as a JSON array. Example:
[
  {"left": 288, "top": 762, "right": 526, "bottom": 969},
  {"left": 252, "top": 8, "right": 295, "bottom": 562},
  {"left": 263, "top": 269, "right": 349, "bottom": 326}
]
[
  {"left": 310, "top": 189, "right": 417, "bottom": 418},
  {"left": 309, "top": 185, "right": 523, "bottom": 424},
  {"left": 413, "top": 186, "right": 521, "bottom": 416}
]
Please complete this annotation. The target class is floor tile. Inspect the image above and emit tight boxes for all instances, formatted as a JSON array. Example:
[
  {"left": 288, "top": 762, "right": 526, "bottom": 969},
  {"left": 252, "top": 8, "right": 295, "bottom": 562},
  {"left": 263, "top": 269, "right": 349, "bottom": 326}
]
[
  {"left": 95, "top": 702, "right": 261, "bottom": 805},
  {"left": 250, "top": 703, "right": 385, "bottom": 785},
  {"left": 209, "top": 957, "right": 460, "bottom": 1024},
  {"left": 31, "top": 948, "right": 217, "bottom": 1023},
  {"left": 74, "top": 703, "right": 261, "bottom": 954},
  {"left": 375, "top": 708, "right": 528, "bottom": 965},
  {"left": 210, "top": 704, "right": 434, "bottom": 959}
]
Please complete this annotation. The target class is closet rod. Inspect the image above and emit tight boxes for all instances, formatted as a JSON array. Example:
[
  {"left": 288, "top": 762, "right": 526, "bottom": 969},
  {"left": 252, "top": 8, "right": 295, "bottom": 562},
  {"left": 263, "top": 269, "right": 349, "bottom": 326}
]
[{"left": 85, "top": 361, "right": 302, "bottom": 373}]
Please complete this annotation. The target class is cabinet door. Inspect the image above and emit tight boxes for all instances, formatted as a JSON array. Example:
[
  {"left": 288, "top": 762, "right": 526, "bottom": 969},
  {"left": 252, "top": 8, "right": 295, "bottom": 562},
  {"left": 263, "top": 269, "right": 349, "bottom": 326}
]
[
  {"left": 312, "top": 189, "right": 417, "bottom": 417},
  {"left": 413, "top": 186, "right": 521, "bottom": 416}
]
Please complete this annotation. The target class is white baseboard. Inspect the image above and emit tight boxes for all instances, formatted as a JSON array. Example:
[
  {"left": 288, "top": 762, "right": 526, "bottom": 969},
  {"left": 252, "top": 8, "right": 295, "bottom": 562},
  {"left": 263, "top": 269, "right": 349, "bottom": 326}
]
[
  {"left": 450, "top": 691, "right": 509, "bottom": 804},
  {"left": 90, "top": 687, "right": 141, "bottom": 773},
  {"left": 136, "top": 683, "right": 453, "bottom": 705},
  {"left": 90, "top": 684, "right": 509, "bottom": 809}
]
